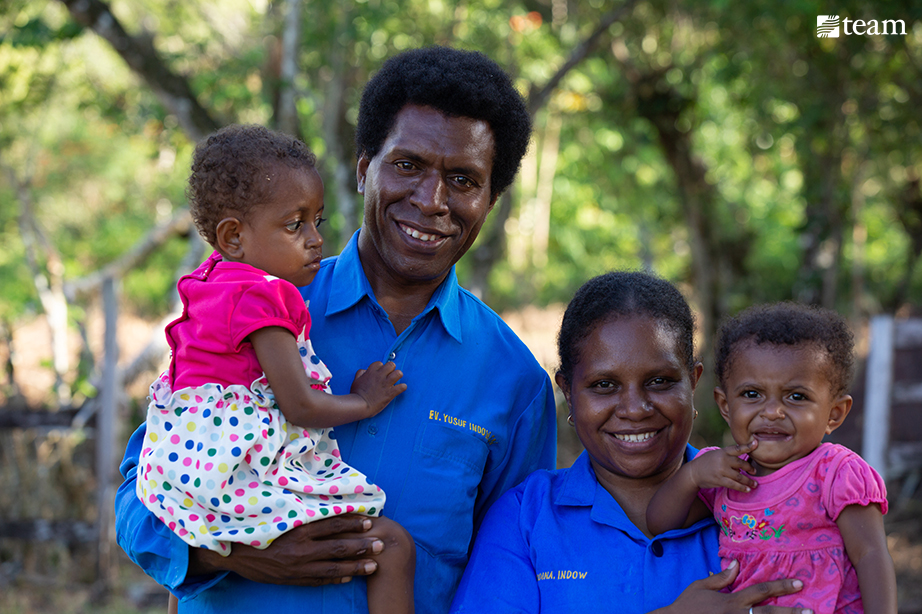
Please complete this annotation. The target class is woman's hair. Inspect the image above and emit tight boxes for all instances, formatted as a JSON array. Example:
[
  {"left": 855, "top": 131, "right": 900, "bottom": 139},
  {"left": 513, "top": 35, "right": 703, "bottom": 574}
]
[
  {"left": 557, "top": 271, "right": 696, "bottom": 386},
  {"left": 355, "top": 45, "right": 531, "bottom": 201},
  {"left": 714, "top": 302, "right": 855, "bottom": 397},
  {"left": 188, "top": 124, "right": 316, "bottom": 247}
]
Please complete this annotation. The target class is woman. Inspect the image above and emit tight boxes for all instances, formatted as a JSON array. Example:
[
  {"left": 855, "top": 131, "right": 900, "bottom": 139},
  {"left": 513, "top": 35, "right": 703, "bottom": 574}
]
[{"left": 450, "top": 272, "right": 810, "bottom": 614}]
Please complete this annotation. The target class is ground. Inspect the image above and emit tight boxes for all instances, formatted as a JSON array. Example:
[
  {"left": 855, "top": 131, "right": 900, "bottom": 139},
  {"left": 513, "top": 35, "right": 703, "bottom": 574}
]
[{"left": 2, "top": 306, "right": 921, "bottom": 612}]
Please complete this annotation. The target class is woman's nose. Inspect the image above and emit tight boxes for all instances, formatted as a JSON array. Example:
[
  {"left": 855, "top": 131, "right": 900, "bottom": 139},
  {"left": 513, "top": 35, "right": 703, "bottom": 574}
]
[{"left": 616, "top": 389, "right": 654, "bottom": 419}]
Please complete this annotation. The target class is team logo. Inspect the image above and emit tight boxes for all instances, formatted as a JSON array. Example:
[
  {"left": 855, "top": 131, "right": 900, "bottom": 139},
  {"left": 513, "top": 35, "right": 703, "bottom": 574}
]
[{"left": 817, "top": 15, "right": 841, "bottom": 37}]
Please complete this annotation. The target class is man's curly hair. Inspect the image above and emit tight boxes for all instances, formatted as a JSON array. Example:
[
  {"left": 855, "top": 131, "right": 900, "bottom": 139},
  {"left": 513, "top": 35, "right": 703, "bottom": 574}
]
[
  {"left": 715, "top": 302, "right": 855, "bottom": 397},
  {"left": 355, "top": 46, "right": 532, "bottom": 200},
  {"left": 188, "top": 124, "right": 316, "bottom": 247}
]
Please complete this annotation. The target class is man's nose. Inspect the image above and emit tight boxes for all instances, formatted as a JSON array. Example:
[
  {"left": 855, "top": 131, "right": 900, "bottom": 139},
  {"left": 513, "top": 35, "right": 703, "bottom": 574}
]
[{"left": 410, "top": 170, "right": 448, "bottom": 214}]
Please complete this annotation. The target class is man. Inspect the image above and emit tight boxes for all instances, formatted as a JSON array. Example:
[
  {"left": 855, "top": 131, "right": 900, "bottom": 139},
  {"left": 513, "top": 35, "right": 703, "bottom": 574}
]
[{"left": 115, "top": 46, "right": 557, "bottom": 613}]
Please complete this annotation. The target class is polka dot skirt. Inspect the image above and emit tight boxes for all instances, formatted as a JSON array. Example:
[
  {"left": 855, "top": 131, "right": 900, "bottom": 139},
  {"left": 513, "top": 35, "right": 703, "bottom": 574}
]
[{"left": 136, "top": 338, "right": 385, "bottom": 555}]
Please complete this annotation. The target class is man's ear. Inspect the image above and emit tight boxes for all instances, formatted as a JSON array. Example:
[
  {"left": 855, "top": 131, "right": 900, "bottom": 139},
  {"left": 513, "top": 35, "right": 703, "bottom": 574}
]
[
  {"left": 826, "top": 395, "right": 853, "bottom": 434},
  {"left": 487, "top": 192, "right": 499, "bottom": 212},
  {"left": 356, "top": 154, "right": 370, "bottom": 195},
  {"left": 216, "top": 217, "right": 245, "bottom": 259}
]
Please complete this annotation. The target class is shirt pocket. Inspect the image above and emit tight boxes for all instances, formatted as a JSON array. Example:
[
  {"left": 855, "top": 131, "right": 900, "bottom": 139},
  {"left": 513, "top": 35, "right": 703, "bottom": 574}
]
[{"left": 391, "top": 420, "right": 490, "bottom": 559}]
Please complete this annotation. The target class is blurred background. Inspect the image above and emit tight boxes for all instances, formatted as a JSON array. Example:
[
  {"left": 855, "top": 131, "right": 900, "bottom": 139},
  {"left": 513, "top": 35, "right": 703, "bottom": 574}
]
[{"left": 2, "top": 0, "right": 922, "bottom": 611}]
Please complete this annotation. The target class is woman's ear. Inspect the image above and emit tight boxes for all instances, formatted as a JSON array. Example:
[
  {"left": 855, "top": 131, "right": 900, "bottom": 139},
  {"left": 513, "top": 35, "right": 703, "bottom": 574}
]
[
  {"left": 690, "top": 362, "right": 704, "bottom": 390},
  {"left": 554, "top": 372, "right": 572, "bottom": 409},
  {"left": 825, "top": 395, "right": 853, "bottom": 434},
  {"left": 216, "top": 217, "right": 244, "bottom": 259}
]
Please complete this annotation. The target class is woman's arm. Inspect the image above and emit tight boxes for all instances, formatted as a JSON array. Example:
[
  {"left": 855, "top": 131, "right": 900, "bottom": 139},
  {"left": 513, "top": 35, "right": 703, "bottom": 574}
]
[
  {"left": 836, "top": 503, "right": 897, "bottom": 614},
  {"left": 647, "top": 442, "right": 758, "bottom": 535},
  {"left": 650, "top": 560, "right": 812, "bottom": 614},
  {"left": 250, "top": 326, "right": 405, "bottom": 428}
]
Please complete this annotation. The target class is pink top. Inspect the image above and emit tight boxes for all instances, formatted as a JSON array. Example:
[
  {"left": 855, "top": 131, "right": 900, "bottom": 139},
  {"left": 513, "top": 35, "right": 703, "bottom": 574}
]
[
  {"left": 165, "top": 252, "right": 311, "bottom": 390},
  {"left": 697, "top": 442, "right": 887, "bottom": 614}
]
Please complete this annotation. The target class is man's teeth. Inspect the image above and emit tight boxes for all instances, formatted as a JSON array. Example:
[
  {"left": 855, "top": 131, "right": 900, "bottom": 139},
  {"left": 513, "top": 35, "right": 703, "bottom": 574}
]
[
  {"left": 615, "top": 431, "right": 656, "bottom": 443},
  {"left": 402, "top": 225, "right": 439, "bottom": 242}
]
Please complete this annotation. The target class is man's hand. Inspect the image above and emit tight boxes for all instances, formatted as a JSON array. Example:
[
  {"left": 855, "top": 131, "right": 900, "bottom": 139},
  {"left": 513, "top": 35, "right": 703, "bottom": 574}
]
[{"left": 189, "top": 515, "right": 386, "bottom": 586}]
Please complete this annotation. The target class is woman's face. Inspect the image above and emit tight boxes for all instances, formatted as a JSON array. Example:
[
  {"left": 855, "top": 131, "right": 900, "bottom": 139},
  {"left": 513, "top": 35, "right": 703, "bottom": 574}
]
[{"left": 556, "top": 316, "right": 701, "bottom": 492}]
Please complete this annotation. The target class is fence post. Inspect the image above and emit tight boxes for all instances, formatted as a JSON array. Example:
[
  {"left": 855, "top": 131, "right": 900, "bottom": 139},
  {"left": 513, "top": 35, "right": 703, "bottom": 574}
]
[
  {"left": 863, "top": 315, "right": 894, "bottom": 479},
  {"left": 96, "top": 276, "right": 119, "bottom": 593}
]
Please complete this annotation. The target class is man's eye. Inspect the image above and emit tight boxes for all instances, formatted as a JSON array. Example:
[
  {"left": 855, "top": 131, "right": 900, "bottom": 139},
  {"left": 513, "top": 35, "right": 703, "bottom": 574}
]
[
  {"left": 453, "top": 176, "right": 475, "bottom": 188},
  {"left": 395, "top": 161, "right": 415, "bottom": 171},
  {"left": 285, "top": 221, "right": 302, "bottom": 231}
]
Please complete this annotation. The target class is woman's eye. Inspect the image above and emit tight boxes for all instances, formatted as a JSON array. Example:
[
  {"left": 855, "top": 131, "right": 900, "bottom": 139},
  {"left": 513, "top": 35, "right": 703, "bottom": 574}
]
[
  {"left": 593, "top": 381, "right": 615, "bottom": 390},
  {"left": 649, "top": 377, "right": 668, "bottom": 387},
  {"left": 285, "top": 221, "right": 302, "bottom": 232}
]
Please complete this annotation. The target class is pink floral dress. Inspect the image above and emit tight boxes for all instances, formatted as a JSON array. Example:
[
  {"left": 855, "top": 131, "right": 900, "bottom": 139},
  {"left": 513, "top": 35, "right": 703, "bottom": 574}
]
[{"left": 698, "top": 442, "right": 887, "bottom": 614}]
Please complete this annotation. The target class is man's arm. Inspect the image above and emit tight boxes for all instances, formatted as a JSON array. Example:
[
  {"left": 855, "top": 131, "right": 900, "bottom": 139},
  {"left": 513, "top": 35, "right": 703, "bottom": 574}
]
[{"left": 474, "top": 377, "right": 556, "bottom": 530}]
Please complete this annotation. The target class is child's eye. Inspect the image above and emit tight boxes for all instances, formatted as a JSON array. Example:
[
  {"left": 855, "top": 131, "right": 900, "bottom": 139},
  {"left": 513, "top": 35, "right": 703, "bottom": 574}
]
[
  {"left": 741, "top": 390, "right": 760, "bottom": 399},
  {"left": 315, "top": 216, "right": 327, "bottom": 228},
  {"left": 789, "top": 392, "right": 807, "bottom": 401},
  {"left": 285, "top": 220, "right": 302, "bottom": 232}
]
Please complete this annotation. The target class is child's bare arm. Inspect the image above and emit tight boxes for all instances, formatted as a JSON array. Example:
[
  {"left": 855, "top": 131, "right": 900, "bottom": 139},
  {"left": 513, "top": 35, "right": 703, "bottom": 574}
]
[
  {"left": 250, "top": 327, "right": 405, "bottom": 428},
  {"left": 837, "top": 503, "right": 897, "bottom": 614},
  {"left": 647, "top": 441, "right": 758, "bottom": 536}
]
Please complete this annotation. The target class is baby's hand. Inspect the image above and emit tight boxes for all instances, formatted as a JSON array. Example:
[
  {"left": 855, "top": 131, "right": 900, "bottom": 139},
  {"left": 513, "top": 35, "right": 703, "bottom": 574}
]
[
  {"left": 350, "top": 361, "right": 407, "bottom": 415},
  {"left": 688, "top": 441, "right": 758, "bottom": 493}
]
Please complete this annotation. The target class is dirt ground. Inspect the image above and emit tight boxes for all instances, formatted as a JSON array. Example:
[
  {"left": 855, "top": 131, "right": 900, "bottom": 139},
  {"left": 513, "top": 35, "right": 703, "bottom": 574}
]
[{"left": 2, "top": 306, "right": 922, "bottom": 612}]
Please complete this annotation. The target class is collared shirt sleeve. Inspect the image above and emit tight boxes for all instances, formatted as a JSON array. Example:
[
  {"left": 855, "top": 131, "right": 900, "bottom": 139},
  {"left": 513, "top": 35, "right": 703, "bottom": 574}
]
[
  {"left": 115, "top": 424, "right": 228, "bottom": 598},
  {"left": 473, "top": 375, "right": 557, "bottom": 531},
  {"left": 450, "top": 486, "right": 538, "bottom": 613}
]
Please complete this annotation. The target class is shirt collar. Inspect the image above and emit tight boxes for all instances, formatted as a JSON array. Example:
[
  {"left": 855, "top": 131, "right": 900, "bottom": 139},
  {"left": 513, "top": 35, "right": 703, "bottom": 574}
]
[
  {"left": 554, "top": 444, "right": 701, "bottom": 508},
  {"left": 326, "top": 230, "right": 464, "bottom": 343}
]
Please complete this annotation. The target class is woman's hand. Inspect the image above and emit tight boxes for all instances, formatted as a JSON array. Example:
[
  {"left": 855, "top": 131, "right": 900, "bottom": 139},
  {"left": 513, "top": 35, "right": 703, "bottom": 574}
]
[
  {"left": 188, "top": 514, "right": 385, "bottom": 586},
  {"left": 651, "top": 560, "right": 812, "bottom": 614}
]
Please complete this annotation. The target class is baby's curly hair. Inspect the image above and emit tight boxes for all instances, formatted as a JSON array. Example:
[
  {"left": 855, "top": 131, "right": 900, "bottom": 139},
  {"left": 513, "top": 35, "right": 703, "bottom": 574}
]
[
  {"left": 188, "top": 124, "right": 316, "bottom": 247},
  {"left": 557, "top": 271, "right": 697, "bottom": 386},
  {"left": 715, "top": 302, "right": 855, "bottom": 397},
  {"left": 355, "top": 46, "right": 531, "bottom": 201}
]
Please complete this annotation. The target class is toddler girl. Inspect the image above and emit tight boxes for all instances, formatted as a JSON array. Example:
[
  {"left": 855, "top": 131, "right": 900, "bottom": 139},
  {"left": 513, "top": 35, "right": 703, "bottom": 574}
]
[
  {"left": 137, "top": 124, "right": 414, "bottom": 614},
  {"left": 647, "top": 302, "right": 896, "bottom": 614}
]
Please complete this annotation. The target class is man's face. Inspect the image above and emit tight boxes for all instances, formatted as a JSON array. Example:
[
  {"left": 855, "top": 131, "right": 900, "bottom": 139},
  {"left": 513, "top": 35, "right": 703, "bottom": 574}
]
[{"left": 357, "top": 104, "right": 497, "bottom": 288}]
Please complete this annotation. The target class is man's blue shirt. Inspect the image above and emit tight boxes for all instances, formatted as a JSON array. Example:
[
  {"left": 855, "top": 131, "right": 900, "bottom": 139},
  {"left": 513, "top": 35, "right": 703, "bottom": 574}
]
[
  {"left": 115, "top": 231, "right": 557, "bottom": 613},
  {"left": 450, "top": 447, "right": 721, "bottom": 614}
]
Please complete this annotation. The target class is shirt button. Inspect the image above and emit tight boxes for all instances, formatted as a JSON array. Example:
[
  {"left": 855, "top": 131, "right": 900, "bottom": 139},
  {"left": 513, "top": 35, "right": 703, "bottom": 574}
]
[
  {"left": 388, "top": 352, "right": 396, "bottom": 360},
  {"left": 367, "top": 425, "right": 378, "bottom": 435},
  {"left": 650, "top": 541, "right": 664, "bottom": 557}
]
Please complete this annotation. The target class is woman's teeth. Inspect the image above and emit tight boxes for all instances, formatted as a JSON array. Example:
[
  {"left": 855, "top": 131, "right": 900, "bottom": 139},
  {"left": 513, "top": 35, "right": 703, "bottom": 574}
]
[{"left": 615, "top": 431, "right": 656, "bottom": 443}]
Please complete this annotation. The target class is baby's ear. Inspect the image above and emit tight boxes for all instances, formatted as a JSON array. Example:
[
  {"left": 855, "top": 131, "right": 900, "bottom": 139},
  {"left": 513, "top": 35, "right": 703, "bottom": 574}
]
[
  {"left": 825, "top": 394, "right": 853, "bottom": 434},
  {"left": 216, "top": 217, "right": 244, "bottom": 258},
  {"left": 714, "top": 387, "right": 731, "bottom": 425}
]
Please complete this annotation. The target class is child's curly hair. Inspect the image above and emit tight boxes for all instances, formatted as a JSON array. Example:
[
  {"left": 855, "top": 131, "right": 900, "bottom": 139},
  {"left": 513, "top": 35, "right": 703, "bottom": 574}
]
[
  {"left": 188, "top": 124, "right": 316, "bottom": 247},
  {"left": 715, "top": 302, "right": 855, "bottom": 397}
]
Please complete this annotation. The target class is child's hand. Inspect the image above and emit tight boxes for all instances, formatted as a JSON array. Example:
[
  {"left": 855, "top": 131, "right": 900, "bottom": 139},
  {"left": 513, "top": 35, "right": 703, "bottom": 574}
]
[
  {"left": 350, "top": 361, "right": 407, "bottom": 415},
  {"left": 688, "top": 441, "right": 758, "bottom": 493}
]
